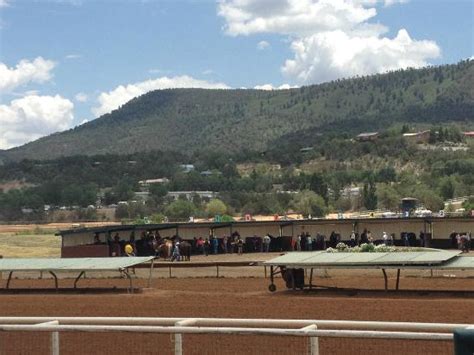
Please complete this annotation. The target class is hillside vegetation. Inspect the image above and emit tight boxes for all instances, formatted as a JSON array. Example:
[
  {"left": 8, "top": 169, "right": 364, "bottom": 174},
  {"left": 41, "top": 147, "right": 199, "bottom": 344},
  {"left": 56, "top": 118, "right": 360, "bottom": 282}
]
[
  {"left": 0, "top": 61, "right": 473, "bottom": 222},
  {"left": 2, "top": 60, "right": 473, "bottom": 162}
]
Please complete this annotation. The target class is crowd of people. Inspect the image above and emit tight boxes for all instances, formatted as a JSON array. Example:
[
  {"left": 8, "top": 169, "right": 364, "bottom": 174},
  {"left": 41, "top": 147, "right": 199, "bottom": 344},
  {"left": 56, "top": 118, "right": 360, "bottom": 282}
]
[
  {"left": 90, "top": 228, "right": 472, "bottom": 259},
  {"left": 451, "top": 231, "right": 472, "bottom": 253}
]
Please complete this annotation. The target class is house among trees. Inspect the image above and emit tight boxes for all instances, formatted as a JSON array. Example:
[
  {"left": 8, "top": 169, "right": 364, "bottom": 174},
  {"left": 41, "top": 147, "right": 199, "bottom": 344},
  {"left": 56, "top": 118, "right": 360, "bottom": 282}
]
[
  {"left": 138, "top": 178, "right": 170, "bottom": 187},
  {"left": 167, "top": 191, "right": 216, "bottom": 201},
  {"left": 180, "top": 164, "right": 195, "bottom": 173},
  {"left": 356, "top": 132, "right": 379, "bottom": 142},
  {"left": 463, "top": 131, "right": 474, "bottom": 139},
  {"left": 403, "top": 130, "right": 431, "bottom": 144}
]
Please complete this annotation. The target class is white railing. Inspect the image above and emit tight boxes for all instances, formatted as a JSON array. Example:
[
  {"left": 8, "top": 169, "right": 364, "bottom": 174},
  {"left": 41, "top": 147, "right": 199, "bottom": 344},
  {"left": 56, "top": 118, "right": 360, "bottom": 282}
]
[{"left": 0, "top": 317, "right": 470, "bottom": 355}]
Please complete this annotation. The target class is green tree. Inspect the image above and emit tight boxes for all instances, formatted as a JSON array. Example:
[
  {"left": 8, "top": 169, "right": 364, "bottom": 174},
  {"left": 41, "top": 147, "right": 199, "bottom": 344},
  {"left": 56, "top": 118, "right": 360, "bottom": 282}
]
[
  {"left": 165, "top": 199, "right": 196, "bottom": 220},
  {"left": 292, "top": 190, "right": 327, "bottom": 218},
  {"left": 309, "top": 173, "right": 328, "bottom": 203},
  {"left": 377, "top": 184, "right": 400, "bottom": 210},
  {"left": 363, "top": 181, "right": 378, "bottom": 210},
  {"left": 438, "top": 177, "right": 455, "bottom": 200},
  {"left": 206, "top": 199, "right": 228, "bottom": 217}
]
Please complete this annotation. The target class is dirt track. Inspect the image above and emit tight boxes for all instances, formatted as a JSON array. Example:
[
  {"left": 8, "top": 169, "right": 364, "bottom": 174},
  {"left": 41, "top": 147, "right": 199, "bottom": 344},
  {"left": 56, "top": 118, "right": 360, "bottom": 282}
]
[{"left": 0, "top": 272, "right": 473, "bottom": 355}]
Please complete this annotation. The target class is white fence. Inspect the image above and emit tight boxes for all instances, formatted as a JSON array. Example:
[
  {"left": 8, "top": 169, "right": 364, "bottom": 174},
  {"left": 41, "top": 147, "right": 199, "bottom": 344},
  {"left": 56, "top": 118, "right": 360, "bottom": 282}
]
[{"left": 0, "top": 317, "right": 470, "bottom": 355}]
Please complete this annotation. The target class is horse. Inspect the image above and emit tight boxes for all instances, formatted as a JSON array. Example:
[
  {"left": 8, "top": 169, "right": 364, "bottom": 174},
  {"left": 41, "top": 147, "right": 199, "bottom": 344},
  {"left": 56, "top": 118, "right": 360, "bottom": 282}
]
[
  {"left": 179, "top": 241, "right": 192, "bottom": 261},
  {"left": 156, "top": 240, "right": 173, "bottom": 260}
]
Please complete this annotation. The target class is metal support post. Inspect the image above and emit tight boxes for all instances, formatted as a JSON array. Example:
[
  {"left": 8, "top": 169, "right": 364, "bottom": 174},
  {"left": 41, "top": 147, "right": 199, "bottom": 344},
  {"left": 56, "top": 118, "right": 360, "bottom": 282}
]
[
  {"left": 49, "top": 271, "right": 58, "bottom": 291},
  {"left": 395, "top": 269, "right": 400, "bottom": 291},
  {"left": 74, "top": 271, "right": 85, "bottom": 289},
  {"left": 174, "top": 319, "right": 197, "bottom": 355},
  {"left": 35, "top": 320, "right": 59, "bottom": 355},
  {"left": 6, "top": 271, "right": 13, "bottom": 289},
  {"left": 148, "top": 259, "right": 154, "bottom": 288},
  {"left": 301, "top": 324, "right": 319, "bottom": 355}
]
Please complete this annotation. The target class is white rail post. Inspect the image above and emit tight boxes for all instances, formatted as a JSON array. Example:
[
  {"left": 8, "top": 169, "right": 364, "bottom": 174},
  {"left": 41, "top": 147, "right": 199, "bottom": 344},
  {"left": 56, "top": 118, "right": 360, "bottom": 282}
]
[
  {"left": 51, "top": 329, "right": 59, "bottom": 355},
  {"left": 174, "top": 319, "right": 197, "bottom": 355},
  {"left": 301, "top": 324, "right": 319, "bottom": 355},
  {"left": 34, "top": 320, "right": 59, "bottom": 355}
]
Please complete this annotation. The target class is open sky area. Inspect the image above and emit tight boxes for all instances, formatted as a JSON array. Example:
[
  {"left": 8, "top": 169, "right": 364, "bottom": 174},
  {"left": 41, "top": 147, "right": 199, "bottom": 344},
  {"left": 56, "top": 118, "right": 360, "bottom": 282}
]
[{"left": 0, "top": 0, "right": 473, "bottom": 149}]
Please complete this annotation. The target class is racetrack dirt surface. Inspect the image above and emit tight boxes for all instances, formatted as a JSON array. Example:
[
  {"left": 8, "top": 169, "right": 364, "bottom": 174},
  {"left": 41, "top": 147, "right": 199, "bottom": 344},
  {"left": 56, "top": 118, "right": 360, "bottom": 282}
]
[{"left": 0, "top": 272, "right": 473, "bottom": 355}]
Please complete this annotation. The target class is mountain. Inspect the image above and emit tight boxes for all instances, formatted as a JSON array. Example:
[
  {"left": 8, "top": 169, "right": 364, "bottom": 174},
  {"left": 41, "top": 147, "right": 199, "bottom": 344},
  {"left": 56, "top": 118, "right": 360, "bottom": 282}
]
[{"left": 4, "top": 60, "right": 474, "bottom": 161}]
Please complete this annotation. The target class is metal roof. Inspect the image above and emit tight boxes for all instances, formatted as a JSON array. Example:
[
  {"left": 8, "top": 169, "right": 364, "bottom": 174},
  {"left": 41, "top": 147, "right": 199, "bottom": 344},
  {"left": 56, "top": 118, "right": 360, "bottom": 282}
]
[
  {"left": 264, "top": 250, "right": 462, "bottom": 268},
  {"left": 0, "top": 257, "right": 154, "bottom": 272},
  {"left": 57, "top": 217, "right": 474, "bottom": 237}
]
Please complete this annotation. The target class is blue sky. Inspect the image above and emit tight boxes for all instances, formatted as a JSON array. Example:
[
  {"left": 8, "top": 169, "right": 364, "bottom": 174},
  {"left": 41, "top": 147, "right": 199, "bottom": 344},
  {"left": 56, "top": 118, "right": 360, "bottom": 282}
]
[{"left": 0, "top": 0, "right": 472, "bottom": 149}]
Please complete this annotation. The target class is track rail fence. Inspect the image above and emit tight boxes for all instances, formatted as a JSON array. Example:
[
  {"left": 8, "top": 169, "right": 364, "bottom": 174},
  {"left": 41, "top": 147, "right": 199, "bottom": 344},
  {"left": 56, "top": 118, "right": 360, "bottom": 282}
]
[{"left": 0, "top": 317, "right": 470, "bottom": 355}]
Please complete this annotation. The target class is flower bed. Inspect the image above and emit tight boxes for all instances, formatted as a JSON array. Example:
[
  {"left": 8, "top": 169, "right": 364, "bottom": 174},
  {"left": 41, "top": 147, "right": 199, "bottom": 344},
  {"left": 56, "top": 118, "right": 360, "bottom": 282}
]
[{"left": 325, "top": 242, "right": 430, "bottom": 253}]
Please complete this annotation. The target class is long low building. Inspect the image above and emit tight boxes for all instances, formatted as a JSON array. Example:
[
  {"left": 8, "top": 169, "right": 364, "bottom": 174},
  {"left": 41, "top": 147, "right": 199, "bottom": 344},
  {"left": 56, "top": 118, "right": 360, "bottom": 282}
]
[{"left": 57, "top": 217, "right": 473, "bottom": 257}]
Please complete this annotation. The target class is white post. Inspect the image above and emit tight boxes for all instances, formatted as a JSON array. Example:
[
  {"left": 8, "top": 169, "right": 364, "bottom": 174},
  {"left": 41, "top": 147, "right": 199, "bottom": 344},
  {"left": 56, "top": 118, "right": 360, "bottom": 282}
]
[
  {"left": 34, "top": 320, "right": 59, "bottom": 355},
  {"left": 174, "top": 319, "right": 197, "bottom": 355},
  {"left": 301, "top": 324, "right": 319, "bottom": 355},
  {"left": 51, "top": 330, "right": 60, "bottom": 355}
]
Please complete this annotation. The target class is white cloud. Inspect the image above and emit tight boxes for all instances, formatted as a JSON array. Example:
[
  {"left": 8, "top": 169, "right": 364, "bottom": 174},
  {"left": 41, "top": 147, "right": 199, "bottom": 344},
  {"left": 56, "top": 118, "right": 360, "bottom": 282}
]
[
  {"left": 254, "top": 83, "right": 297, "bottom": 90},
  {"left": 0, "top": 0, "right": 9, "bottom": 7},
  {"left": 65, "top": 54, "right": 82, "bottom": 60},
  {"left": 0, "top": 95, "right": 74, "bottom": 149},
  {"left": 282, "top": 29, "right": 440, "bottom": 83},
  {"left": 0, "top": 57, "right": 56, "bottom": 93},
  {"left": 218, "top": 0, "right": 440, "bottom": 84},
  {"left": 384, "top": 0, "right": 409, "bottom": 6},
  {"left": 74, "top": 92, "right": 88, "bottom": 102},
  {"left": 92, "top": 75, "right": 230, "bottom": 116},
  {"left": 202, "top": 69, "right": 214, "bottom": 75},
  {"left": 218, "top": 0, "right": 377, "bottom": 37},
  {"left": 257, "top": 40, "right": 270, "bottom": 50}
]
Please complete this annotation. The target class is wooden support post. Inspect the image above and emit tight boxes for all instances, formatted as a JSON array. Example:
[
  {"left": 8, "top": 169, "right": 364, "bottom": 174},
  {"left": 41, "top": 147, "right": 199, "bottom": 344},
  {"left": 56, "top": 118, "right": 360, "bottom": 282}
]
[
  {"left": 309, "top": 268, "right": 314, "bottom": 290},
  {"left": 169, "top": 266, "right": 172, "bottom": 278},
  {"left": 216, "top": 265, "right": 219, "bottom": 278},
  {"left": 382, "top": 269, "right": 388, "bottom": 291}
]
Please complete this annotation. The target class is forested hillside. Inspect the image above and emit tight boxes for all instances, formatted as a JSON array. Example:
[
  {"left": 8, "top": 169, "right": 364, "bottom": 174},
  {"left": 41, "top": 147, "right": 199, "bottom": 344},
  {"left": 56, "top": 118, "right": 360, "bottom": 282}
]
[
  {"left": 1, "top": 61, "right": 473, "bottom": 222},
  {"left": 2, "top": 60, "right": 473, "bottom": 162}
]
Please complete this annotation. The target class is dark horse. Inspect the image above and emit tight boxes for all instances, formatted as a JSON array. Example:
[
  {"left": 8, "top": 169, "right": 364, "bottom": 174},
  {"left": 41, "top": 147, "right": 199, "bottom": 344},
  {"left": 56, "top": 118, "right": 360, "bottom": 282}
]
[{"left": 179, "top": 241, "right": 192, "bottom": 261}]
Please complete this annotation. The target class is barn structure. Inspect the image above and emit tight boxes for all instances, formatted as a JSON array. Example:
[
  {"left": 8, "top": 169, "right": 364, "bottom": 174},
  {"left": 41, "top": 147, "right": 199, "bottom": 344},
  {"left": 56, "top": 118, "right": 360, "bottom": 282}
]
[{"left": 57, "top": 217, "right": 473, "bottom": 258}]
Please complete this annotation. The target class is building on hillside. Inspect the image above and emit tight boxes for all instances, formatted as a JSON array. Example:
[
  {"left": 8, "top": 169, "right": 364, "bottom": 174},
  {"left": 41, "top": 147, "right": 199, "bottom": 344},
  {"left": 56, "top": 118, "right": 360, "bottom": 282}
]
[
  {"left": 341, "top": 186, "right": 361, "bottom": 198},
  {"left": 180, "top": 164, "right": 195, "bottom": 173},
  {"left": 200, "top": 170, "right": 222, "bottom": 177},
  {"left": 138, "top": 178, "right": 170, "bottom": 187},
  {"left": 356, "top": 132, "right": 379, "bottom": 142},
  {"left": 299, "top": 147, "right": 314, "bottom": 153},
  {"left": 403, "top": 130, "right": 431, "bottom": 144},
  {"left": 167, "top": 191, "right": 216, "bottom": 201},
  {"left": 463, "top": 131, "right": 474, "bottom": 139}
]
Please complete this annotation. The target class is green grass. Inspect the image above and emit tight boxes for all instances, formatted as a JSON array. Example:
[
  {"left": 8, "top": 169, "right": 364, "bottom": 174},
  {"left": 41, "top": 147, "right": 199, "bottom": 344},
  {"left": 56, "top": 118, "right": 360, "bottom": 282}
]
[{"left": 0, "top": 233, "right": 61, "bottom": 258}]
